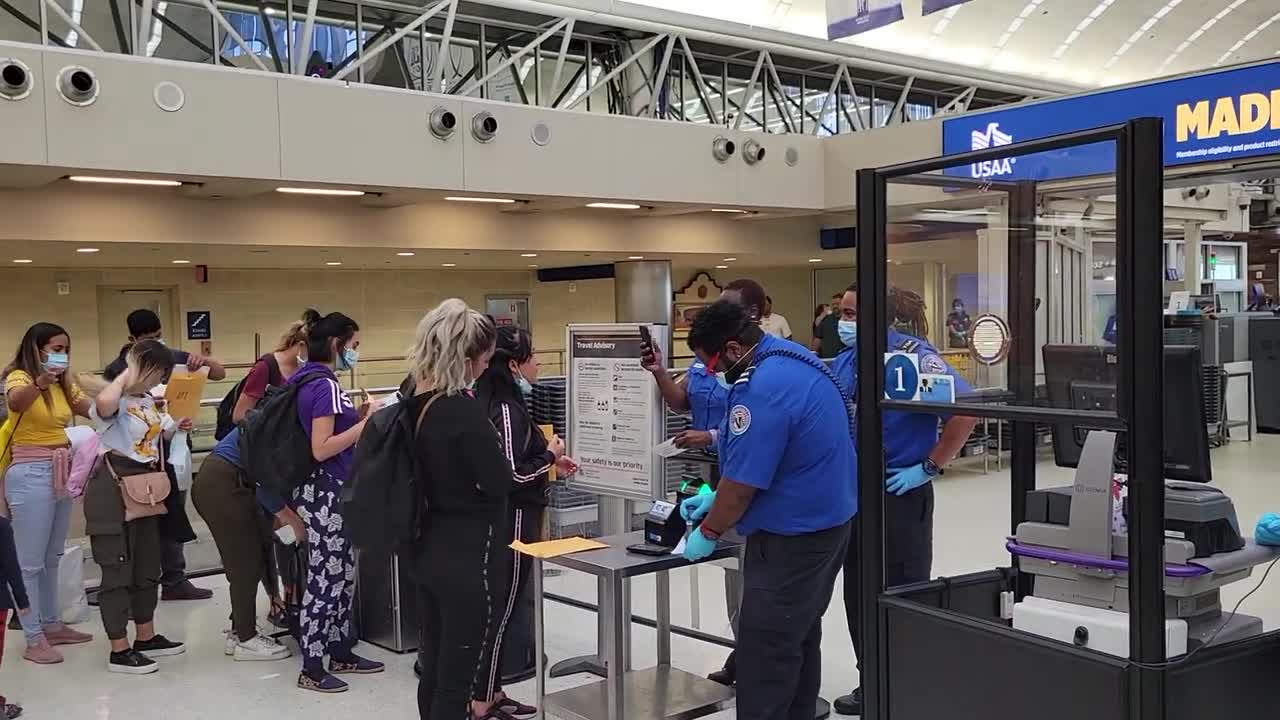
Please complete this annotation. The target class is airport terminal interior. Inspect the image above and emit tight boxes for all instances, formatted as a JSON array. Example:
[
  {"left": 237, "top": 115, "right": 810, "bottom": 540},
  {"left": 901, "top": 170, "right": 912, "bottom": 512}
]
[{"left": 2, "top": 0, "right": 1280, "bottom": 718}]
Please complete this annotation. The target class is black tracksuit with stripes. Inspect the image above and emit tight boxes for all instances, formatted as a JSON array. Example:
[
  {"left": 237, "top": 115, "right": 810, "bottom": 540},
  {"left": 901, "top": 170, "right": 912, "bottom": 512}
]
[
  {"left": 483, "top": 380, "right": 555, "bottom": 679},
  {"left": 409, "top": 390, "right": 513, "bottom": 720}
]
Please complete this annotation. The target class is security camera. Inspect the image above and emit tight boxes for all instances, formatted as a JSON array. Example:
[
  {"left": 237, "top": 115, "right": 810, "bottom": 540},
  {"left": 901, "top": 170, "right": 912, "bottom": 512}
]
[
  {"left": 711, "top": 136, "right": 736, "bottom": 162},
  {"left": 742, "top": 139, "right": 766, "bottom": 165},
  {"left": 471, "top": 111, "right": 498, "bottom": 143},
  {"left": 0, "top": 59, "right": 32, "bottom": 101},
  {"left": 428, "top": 107, "right": 456, "bottom": 140},
  {"left": 57, "top": 66, "right": 98, "bottom": 106}
]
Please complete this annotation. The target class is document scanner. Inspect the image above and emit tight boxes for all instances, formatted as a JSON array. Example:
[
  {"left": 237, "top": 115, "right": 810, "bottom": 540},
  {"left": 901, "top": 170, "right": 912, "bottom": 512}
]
[{"left": 1008, "top": 430, "right": 1280, "bottom": 658}]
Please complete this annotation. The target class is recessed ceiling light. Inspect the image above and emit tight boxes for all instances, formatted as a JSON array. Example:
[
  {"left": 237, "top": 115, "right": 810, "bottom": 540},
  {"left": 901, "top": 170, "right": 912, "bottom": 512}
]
[
  {"left": 711, "top": 208, "right": 749, "bottom": 214},
  {"left": 276, "top": 187, "right": 366, "bottom": 197},
  {"left": 171, "top": 259, "right": 190, "bottom": 264},
  {"left": 722, "top": 257, "right": 738, "bottom": 262},
  {"left": 326, "top": 261, "right": 342, "bottom": 266},
  {"left": 528, "top": 264, "right": 539, "bottom": 268},
  {"left": 715, "top": 264, "right": 728, "bottom": 269},
  {"left": 587, "top": 202, "right": 641, "bottom": 210},
  {"left": 12, "top": 259, "right": 32, "bottom": 264},
  {"left": 396, "top": 252, "right": 416, "bottom": 257},
  {"left": 76, "top": 247, "right": 100, "bottom": 253},
  {"left": 808, "top": 258, "right": 823, "bottom": 263},
  {"left": 521, "top": 253, "right": 538, "bottom": 258},
  {"left": 68, "top": 176, "right": 182, "bottom": 187},
  {"left": 441, "top": 263, "right": 457, "bottom": 267},
  {"left": 627, "top": 255, "right": 645, "bottom": 260},
  {"left": 444, "top": 196, "right": 517, "bottom": 204}
]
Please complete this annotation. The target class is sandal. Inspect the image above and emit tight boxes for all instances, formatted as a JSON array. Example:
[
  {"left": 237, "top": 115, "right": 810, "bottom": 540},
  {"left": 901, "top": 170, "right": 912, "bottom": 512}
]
[{"left": 496, "top": 697, "right": 537, "bottom": 718}]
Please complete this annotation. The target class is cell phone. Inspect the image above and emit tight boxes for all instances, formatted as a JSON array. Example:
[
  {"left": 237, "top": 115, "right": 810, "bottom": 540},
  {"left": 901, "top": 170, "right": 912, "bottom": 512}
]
[
  {"left": 275, "top": 524, "right": 298, "bottom": 546},
  {"left": 638, "top": 324, "right": 654, "bottom": 349}
]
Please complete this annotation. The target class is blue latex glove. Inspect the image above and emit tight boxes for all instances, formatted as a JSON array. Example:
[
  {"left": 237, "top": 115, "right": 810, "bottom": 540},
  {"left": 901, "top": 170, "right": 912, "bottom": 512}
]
[
  {"left": 1256, "top": 513, "right": 1280, "bottom": 547},
  {"left": 885, "top": 464, "right": 932, "bottom": 496},
  {"left": 682, "top": 526, "right": 717, "bottom": 562},
  {"left": 680, "top": 491, "right": 716, "bottom": 522}
]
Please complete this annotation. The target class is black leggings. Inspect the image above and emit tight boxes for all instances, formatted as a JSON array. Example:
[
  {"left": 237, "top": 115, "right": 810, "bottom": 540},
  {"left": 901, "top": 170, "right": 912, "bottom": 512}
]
[{"left": 415, "top": 514, "right": 512, "bottom": 720}]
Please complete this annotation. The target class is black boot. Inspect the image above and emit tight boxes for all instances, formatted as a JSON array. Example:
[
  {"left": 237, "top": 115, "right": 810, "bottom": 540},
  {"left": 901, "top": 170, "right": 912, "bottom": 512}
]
[{"left": 833, "top": 688, "right": 862, "bottom": 716}]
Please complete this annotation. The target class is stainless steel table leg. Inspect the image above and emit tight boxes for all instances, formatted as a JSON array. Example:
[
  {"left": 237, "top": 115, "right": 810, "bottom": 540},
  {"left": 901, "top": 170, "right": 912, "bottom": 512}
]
[
  {"left": 548, "top": 575, "right": 608, "bottom": 678},
  {"left": 656, "top": 570, "right": 671, "bottom": 666},
  {"left": 689, "top": 564, "right": 701, "bottom": 629},
  {"left": 534, "top": 557, "right": 546, "bottom": 720},
  {"left": 607, "top": 572, "right": 626, "bottom": 720}
]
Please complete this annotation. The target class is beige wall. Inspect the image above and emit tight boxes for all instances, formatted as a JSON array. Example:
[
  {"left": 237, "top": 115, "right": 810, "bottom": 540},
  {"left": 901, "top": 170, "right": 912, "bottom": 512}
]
[{"left": 0, "top": 263, "right": 815, "bottom": 387}]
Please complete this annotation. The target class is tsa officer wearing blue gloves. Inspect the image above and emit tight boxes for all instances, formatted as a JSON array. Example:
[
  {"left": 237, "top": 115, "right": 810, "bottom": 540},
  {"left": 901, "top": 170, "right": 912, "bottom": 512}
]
[
  {"left": 829, "top": 284, "right": 978, "bottom": 716},
  {"left": 680, "top": 299, "right": 857, "bottom": 720}
]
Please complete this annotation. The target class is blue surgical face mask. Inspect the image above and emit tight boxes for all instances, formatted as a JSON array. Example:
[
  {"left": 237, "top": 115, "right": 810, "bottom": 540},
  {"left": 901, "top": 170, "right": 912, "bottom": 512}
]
[
  {"left": 44, "top": 352, "right": 69, "bottom": 372},
  {"left": 338, "top": 347, "right": 359, "bottom": 370},
  {"left": 715, "top": 372, "right": 732, "bottom": 391},
  {"left": 838, "top": 319, "right": 858, "bottom": 348},
  {"left": 515, "top": 370, "right": 533, "bottom": 396}
]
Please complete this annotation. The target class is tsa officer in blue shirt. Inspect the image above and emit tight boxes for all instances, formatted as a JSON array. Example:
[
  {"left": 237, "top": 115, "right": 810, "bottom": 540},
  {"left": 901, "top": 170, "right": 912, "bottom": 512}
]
[
  {"left": 828, "top": 284, "right": 979, "bottom": 716},
  {"left": 680, "top": 299, "right": 856, "bottom": 720}
]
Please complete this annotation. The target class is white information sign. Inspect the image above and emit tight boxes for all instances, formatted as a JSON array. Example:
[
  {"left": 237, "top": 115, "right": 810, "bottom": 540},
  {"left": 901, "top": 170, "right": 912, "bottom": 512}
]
[{"left": 566, "top": 324, "right": 668, "bottom": 502}]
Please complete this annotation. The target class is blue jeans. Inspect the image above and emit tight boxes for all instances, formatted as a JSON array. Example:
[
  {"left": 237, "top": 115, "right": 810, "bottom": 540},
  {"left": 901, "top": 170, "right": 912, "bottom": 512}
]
[{"left": 4, "top": 459, "right": 73, "bottom": 643}]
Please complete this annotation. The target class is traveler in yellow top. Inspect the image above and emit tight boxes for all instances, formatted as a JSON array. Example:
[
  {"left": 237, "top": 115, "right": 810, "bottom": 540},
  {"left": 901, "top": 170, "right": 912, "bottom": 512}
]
[{"left": 3, "top": 323, "right": 96, "bottom": 664}]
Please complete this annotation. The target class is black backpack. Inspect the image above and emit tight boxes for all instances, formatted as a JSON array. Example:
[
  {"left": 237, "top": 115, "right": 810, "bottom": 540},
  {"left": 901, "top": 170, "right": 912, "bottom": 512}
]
[
  {"left": 238, "top": 367, "right": 329, "bottom": 501},
  {"left": 342, "top": 393, "right": 439, "bottom": 553},
  {"left": 215, "top": 354, "right": 283, "bottom": 440}
]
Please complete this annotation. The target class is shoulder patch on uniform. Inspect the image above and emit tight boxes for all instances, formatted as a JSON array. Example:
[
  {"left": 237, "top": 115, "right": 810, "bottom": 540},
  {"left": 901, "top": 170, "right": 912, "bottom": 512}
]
[
  {"left": 920, "top": 353, "right": 948, "bottom": 374},
  {"left": 729, "top": 404, "right": 752, "bottom": 435},
  {"left": 898, "top": 339, "right": 920, "bottom": 353}
]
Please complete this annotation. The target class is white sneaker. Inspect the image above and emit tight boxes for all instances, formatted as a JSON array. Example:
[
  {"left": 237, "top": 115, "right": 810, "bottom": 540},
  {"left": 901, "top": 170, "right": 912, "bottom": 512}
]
[
  {"left": 224, "top": 629, "right": 236, "bottom": 656},
  {"left": 233, "top": 634, "right": 292, "bottom": 662}
]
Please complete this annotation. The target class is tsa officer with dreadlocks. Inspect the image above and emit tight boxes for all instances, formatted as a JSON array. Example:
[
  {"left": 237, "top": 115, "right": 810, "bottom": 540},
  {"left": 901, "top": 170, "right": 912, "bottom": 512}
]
[
  {"left": 829, "top": 283, "right": 979, "bottom": 716},
  {"left": 680, "top": 299, "right": 856, "bottom": 720}
]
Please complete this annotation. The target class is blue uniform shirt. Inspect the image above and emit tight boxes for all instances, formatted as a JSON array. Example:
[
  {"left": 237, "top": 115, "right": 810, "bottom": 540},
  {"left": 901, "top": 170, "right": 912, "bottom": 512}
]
[
  {"left": 685, "top": 361, "right": 730, "bottom": 432},
  {"left": 718, "top": 334, "right": 857, "bottom": 536},
  {"left": 831, "top": 329, "right": 972, "bottom": 469}
]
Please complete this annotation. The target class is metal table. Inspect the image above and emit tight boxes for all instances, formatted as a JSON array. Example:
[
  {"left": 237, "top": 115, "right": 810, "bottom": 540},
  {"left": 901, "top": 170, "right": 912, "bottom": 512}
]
[{"left": 534, "top": 531, "right": 740, "bottom": 720}]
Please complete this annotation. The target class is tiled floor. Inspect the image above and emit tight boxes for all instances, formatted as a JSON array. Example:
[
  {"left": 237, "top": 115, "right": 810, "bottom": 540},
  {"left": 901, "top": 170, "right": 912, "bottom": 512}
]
[{"left": 7, "top": 436, "right": 1280, "bottom": 718}]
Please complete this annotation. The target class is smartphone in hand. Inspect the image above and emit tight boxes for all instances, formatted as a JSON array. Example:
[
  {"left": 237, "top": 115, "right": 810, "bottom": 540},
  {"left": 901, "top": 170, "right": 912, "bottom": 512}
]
[{"left": 638, "top": 325, "right": 656, "bottom": 365}]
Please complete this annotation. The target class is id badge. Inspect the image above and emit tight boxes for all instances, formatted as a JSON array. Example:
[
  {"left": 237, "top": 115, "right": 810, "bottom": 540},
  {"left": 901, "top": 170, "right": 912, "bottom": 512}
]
[{"left": 918, "top": 374, "right": 955, "bottom": 404}]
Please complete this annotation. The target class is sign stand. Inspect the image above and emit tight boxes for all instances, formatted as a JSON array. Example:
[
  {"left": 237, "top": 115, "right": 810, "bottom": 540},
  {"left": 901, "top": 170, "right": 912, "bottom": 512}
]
[{"left": 549, "top": 324, "right": 668, "bottom": 680}]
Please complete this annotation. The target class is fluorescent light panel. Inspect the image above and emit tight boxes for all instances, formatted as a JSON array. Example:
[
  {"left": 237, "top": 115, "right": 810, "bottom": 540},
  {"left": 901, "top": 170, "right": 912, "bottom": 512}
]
[
  {"left": 276, "top": 187, "right": 365, "bottom": 197},
  {"left": 1107, "top": 0, "right": 1185, "bottom": 68},
  {"left": 69, "top": 176, "right": 181, "bottom": 187},
  {"left": 1215, "top": 10, "right": 1280, "bottom": 65},
  {"left": 587, "top": 202, "right": 641, "bottom": 210},
  {"left": 444, "top": 196, "right": 517, "bottom": 204},
  {"left": 1052, "top": 0, "right": 1116, "bottom": 59}
]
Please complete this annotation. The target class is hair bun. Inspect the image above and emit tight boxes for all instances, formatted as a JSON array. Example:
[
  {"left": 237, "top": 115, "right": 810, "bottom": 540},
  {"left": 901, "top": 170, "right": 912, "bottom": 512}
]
[{"left": 301, "top": 309, "right": 322, "bottom": 326}]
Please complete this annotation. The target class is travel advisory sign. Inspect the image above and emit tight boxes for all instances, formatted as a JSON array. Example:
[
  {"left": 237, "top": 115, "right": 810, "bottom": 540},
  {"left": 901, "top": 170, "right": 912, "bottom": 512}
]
[{"left": 566, "top": 325, "right": 667, "bottom": 503}]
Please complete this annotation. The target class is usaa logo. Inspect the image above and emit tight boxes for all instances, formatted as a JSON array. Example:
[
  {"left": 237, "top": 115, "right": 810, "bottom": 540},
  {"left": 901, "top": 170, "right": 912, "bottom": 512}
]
[
  {"left": 1175, "top": 90, "right": 1280, "bottom": 142},
  {"left": 969, "top": 122, "right": 1017, "bottom": 178}
]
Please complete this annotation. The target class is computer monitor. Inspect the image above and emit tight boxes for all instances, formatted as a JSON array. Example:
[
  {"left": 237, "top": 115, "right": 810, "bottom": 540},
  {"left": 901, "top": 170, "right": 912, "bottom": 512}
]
[{"left": 1041, "top": 344, "right": 1211, "bottom": 483}]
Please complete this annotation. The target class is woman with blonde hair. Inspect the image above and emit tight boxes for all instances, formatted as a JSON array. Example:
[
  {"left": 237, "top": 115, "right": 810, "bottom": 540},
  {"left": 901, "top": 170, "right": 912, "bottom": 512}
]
[
  {"left": 405, "top": 299, "right": 518, "bottom": 720},
  {"left": 3, "top": 322, "right": 94, "bottom": 664},
  {"left": 84, "top": 339, "right": 190, "bottom": 674}
]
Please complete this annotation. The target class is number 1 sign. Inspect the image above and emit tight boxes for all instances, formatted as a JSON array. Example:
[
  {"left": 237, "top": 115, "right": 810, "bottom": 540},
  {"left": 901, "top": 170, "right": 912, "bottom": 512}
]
[{"left": 883, "top": 352, "right": 920, "bottom": 401}]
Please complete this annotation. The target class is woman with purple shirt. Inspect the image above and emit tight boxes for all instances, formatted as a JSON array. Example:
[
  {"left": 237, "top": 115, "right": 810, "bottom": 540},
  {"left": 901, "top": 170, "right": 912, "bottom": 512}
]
[{"left": 289, "top": 311, "right": 383, "bottom": 693}]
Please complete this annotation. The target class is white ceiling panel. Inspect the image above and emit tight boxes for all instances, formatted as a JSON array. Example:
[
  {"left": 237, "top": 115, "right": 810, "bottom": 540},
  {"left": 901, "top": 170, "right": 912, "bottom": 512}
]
[{"left": 623, "top": 0, "right": 1280, "bottom": 87}]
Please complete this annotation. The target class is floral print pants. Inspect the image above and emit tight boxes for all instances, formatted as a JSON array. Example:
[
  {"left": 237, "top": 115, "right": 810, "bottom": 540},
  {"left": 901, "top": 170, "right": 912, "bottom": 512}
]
[{"left": 293, "top": 468, "right": 356, "bottom": 672}]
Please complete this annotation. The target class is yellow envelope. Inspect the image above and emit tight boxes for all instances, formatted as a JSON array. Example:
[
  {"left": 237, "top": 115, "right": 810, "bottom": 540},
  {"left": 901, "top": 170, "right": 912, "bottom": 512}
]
[
  {"left": 540, "top": 423, "right": 556, "bottom": 483},
  {"left": 511, "top": 537, "right": 608, "bottom": 558},
  {"left": 164, "top": 367, "right": 209, "bottom": 421}
]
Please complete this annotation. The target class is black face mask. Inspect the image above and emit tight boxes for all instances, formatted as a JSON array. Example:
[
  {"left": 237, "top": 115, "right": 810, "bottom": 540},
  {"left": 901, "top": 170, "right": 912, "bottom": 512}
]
[{"left": 722, "top": 342, "right": 758, "bottom": 384}]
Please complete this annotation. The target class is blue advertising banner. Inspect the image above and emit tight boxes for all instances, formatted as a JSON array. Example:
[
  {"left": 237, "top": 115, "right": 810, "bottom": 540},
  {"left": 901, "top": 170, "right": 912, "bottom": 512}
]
[
  {"left": 941, "top": 60, "right": 1280, "bottom": 181},
  {"left": 922, "top": 0, "right": 972, "bottom": 15},
  {"left": 827, "top": 0, "right": 904, "bottom": 39}
]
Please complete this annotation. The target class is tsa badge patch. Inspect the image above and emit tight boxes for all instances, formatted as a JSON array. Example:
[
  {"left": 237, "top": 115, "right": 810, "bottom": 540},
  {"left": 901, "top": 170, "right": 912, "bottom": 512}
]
[
  {"left": 920, "top": 353, "right": 948, "bottom": 375},
  {"left": 729, "top": 404, "right": 752, "bottom": 435}
]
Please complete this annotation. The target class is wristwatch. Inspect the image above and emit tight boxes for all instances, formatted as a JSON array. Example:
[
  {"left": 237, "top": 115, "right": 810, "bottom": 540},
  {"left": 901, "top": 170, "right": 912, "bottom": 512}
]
[{"left": 923, "top": 458, "right": 944, "bottom": 477}]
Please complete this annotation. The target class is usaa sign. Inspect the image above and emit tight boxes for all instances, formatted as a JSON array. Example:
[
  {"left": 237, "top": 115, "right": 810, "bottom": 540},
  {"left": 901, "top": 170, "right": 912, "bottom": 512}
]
[{"left": 941, "top": 60, "right": 1280, "bottom": 181}]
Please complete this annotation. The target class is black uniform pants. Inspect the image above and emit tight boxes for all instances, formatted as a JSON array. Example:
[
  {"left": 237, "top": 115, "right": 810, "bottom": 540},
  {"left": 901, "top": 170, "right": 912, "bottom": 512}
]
[
  {"left": 737, "top": 521, "right": 850, "bottom": 720},
  {"left": 415, "top": 513, "right": 512, "bottom": 720},
  {"left": 843, "top": 482, "right": 934, "bottom": 674}
]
